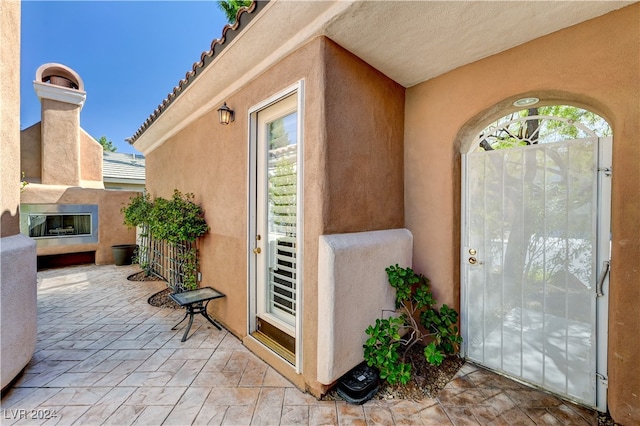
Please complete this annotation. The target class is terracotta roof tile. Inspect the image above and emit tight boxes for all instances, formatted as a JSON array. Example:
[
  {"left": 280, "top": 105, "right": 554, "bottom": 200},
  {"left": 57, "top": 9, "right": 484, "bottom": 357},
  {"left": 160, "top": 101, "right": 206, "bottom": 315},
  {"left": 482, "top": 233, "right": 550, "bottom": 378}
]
[{"left": 127, "top": 1, "right": 260, "bottom": 145}]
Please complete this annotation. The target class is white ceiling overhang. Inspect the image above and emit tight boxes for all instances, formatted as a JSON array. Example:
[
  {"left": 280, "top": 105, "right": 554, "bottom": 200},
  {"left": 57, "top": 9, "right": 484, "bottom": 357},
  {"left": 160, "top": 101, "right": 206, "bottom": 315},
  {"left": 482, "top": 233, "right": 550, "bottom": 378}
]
[{"left": 133, "top": 0, "right": 634, "bottom": 154}]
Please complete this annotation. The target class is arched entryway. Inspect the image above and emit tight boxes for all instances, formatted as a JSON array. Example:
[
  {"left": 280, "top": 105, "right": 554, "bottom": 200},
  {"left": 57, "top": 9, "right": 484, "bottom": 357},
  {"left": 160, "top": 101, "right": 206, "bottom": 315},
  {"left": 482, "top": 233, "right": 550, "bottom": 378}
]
[{"left": 461, "top": 104, "right": 612, "bottom": 410}]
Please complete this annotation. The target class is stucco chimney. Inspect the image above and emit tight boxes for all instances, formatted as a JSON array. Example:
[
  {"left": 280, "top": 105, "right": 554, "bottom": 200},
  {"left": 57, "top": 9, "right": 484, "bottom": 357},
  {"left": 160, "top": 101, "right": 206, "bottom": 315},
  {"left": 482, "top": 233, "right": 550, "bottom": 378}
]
[{"left": 33, "top": 63, "right": 86, "bottom": 186}]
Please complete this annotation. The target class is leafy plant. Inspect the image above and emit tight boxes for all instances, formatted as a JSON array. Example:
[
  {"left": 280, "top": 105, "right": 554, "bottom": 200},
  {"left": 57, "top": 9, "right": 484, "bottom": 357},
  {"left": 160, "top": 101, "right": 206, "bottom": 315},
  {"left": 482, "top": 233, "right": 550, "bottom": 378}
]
[
  {"left": 363, "top": 317, "right": 411, "bottom": 385},
  {"left": 363, "top": 265, "right": 462, "bottom": 385},
  {"left": 122, "top": 192, "right": 152, "bottom": 229}
]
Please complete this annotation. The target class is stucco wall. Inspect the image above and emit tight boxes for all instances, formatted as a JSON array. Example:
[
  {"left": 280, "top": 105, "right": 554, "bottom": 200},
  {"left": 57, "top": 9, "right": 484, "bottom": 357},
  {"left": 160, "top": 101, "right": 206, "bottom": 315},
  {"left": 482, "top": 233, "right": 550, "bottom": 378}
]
[
  {"left": 20, "top": 122, "right": 42, "bottom": 182},
  {"left": 1, "top": 0, "right": 22, "bottom": 237},
  {"left": 22, "top": 124, "right": 104, "bottom": 188},
  {"left": 40, "top": 99, "right": 82, "bottom": 186},
  {"left": 145, "top": 36, "right": 405, "bottom": 395},
  {"left": 21, "top": 185, "right": 137, "bottom": 264},
  {"left": 80, "top": 129, "right": 104, "bottom": 185},
  {"left": 404, "top": 5, "right": 639, "bottom": 423},
  {"left": 0, "top": 0, "right": 38, "bottom": 392}
]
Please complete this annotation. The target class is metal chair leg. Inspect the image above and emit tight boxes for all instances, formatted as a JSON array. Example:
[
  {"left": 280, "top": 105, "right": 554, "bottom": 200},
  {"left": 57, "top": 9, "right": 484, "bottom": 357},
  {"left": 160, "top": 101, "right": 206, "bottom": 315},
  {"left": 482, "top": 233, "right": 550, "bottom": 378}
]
[
  {"left": 172, "top": 311, "right": 189, "bottom": 330},
  {"left": 181, "top": 311, "right": 195, "bottom": 342}
]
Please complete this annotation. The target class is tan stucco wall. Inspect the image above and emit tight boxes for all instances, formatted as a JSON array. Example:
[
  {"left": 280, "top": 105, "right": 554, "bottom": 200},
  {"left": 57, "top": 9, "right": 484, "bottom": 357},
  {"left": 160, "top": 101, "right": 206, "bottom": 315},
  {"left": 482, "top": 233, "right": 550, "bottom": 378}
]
[
  {"left": 0, "top": 0, "right": 38, "bottom": 392},
  {"left": 145, "top": 36, "right": 404, "bottom": 395},
  {"left": 404, "top": 5, "right": 639, "bottom": 423},
  {"left": 40, "top": 99, "right": 82, "bottom": 186},
  {"left": 80, "top": 129, "right": 104, "bottom": 184},
  {"left": 20, "top": 122, "right": 42, "bottom": 182},
  {"left": 21, "top": 185, "right": 137, "bottom": 264},
  {"left": 1, "top": 0, "right": 22, "bottom": 237},
  {"left": 22, "top": 124, "right": 104, "bottom": 188}
]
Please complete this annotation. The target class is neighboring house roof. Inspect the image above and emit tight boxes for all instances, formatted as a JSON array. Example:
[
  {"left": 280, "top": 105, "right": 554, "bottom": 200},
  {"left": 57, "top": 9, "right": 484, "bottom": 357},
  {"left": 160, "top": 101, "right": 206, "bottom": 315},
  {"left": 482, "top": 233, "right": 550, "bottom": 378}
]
[
  {"left": 127, "top": 1, "right": 261, "bottom": 145},
  {"left": 103, "top": 151, "right": 145, "bottom": 186}
]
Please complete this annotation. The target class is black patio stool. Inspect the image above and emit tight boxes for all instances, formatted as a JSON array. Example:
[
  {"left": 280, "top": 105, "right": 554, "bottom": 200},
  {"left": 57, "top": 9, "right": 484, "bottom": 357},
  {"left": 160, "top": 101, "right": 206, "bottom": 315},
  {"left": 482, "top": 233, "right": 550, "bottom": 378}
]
[{"left": 170, "top": 287, "right": 225, "bottom": 342}]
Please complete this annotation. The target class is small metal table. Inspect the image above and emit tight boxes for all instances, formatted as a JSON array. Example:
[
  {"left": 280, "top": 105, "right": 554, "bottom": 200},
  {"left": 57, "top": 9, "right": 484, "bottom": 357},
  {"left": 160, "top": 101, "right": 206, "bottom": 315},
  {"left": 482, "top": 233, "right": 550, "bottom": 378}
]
[{"left": 170, "top": 287, "right": 225, "bottom": 342}]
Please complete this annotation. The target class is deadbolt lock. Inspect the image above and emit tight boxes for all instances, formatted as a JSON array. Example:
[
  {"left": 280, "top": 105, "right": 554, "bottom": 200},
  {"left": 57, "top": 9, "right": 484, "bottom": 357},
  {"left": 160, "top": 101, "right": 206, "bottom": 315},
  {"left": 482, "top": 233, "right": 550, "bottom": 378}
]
[
  {"left": 256, "top": 235, "right": 261, "bottom": 241},
  {"left": 469, "top": 248, "right": 477, "bottom": 255},
  {"left": 253, "top": 247, "right": 261, "bottom": 254}
]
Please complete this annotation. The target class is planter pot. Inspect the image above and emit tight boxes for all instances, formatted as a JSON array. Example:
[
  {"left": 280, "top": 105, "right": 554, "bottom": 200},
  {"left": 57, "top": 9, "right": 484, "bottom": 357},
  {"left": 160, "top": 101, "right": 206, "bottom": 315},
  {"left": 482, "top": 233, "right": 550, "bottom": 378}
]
[{"left": 112, "top": 244, "right": 137, "bottom": 266}]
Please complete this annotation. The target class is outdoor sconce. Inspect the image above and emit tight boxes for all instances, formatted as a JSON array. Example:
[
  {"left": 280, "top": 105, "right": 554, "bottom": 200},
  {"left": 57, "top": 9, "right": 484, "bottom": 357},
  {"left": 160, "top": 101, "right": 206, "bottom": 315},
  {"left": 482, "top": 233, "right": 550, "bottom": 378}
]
[{"left": 217, "top": 102, "right": 234, "bottom": 125}]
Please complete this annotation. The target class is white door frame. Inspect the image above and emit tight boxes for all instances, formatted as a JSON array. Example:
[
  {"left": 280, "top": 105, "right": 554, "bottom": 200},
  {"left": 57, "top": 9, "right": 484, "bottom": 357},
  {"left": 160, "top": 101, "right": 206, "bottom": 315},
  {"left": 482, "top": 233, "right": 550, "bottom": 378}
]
[
  {"left": 247, "top": 81, "right": 304, "bottom": 372},
  {"left": 460, "top": 135, "right": 611, "bottom": 410}
]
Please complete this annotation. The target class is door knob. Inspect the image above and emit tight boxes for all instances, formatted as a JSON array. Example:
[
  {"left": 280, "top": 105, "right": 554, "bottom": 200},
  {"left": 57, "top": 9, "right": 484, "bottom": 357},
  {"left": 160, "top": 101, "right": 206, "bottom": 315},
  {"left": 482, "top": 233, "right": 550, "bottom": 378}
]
[
  {"left": 253, "top": 247, "right": 261, "bottom": 254},
  {"left": 469, "top": 257, "right": 477, "bottom": 264}
]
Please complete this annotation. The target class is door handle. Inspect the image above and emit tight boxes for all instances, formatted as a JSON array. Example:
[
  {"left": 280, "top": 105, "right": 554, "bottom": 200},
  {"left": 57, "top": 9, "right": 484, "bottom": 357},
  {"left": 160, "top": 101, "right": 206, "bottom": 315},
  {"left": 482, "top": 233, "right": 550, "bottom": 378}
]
[
  {"left": 596, "top": 260, "right": 610, "bottom": 297},
  {"left": 253, "top": 247, "right": 261, "bottom": 254}
]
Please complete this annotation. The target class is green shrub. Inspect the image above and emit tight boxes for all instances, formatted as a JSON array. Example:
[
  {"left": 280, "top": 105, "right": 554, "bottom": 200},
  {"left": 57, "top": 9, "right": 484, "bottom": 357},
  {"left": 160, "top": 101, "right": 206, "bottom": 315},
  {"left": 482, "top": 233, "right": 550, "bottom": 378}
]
[
  {"left": 121, "top": 189, "right": 209, "bottom": 291},
  {"left": 363, "top": 264, "right": 462, "bottom": 385}
]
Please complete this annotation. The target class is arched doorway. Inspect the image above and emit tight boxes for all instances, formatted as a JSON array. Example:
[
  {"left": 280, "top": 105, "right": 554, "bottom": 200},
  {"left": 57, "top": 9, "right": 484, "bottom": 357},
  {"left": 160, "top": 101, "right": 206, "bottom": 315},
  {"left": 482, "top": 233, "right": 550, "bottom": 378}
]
[{"left": 461, "top": 105, "right": 612, "bottom": 410}]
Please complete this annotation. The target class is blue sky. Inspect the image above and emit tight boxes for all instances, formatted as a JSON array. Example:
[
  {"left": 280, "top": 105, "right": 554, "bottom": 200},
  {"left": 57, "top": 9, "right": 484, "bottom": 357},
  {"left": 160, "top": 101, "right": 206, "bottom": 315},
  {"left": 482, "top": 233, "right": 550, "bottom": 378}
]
[{"left": 21, "top": 1, "right": 229, "bottom": 154}]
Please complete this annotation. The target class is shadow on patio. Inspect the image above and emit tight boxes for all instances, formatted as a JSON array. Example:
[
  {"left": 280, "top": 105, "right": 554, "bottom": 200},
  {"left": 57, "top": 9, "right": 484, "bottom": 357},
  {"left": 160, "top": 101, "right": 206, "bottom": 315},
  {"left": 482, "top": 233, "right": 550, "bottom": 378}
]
[{"left": 0, "top": 264, "right": 598, "bottom": 425}]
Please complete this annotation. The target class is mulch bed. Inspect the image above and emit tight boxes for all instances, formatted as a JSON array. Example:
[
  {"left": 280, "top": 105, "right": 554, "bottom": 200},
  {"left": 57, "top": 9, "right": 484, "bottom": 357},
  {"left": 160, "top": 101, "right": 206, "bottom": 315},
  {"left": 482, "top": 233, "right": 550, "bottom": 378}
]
[{"left": 127, "top": 271, "right": 181, "bottom": 309}]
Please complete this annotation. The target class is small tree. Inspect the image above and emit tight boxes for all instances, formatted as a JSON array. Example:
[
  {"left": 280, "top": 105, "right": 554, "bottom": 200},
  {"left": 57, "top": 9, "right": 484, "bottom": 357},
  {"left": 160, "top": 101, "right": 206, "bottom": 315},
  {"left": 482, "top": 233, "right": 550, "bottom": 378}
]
[{"left": 96, "top": 136, "right": 117, "bottom": 152}]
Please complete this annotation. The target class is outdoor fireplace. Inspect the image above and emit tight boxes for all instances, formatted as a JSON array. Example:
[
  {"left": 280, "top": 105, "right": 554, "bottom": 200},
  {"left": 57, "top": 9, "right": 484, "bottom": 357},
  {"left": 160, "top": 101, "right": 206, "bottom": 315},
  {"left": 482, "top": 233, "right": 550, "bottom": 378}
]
[{"left": 20, "top": 204, "right": 98, "bottom": 247}]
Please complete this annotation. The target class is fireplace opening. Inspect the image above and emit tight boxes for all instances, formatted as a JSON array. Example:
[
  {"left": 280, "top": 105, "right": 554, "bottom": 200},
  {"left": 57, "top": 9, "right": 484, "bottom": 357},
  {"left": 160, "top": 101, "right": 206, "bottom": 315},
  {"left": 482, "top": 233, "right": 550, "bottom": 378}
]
[{"left": 20, "top": 204, "right": 99, "bottom": 247}]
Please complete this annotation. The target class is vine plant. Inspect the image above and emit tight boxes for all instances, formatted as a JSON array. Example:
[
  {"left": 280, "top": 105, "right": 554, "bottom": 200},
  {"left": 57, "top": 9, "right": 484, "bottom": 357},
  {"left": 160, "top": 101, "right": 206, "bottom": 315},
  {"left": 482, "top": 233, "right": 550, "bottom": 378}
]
[
  {"left": 122, "top": 189, "right": 209, "bottom": 291},
  {"left": 363, "top": 265, "right": 462, "bottom": 385}
]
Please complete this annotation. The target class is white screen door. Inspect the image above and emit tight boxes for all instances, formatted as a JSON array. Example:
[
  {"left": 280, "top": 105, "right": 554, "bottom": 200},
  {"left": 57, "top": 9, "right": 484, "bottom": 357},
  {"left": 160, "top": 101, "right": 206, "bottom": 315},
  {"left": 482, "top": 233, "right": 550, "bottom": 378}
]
[{"left": 462, "top": 136, "right": 611, "bottom": 408}]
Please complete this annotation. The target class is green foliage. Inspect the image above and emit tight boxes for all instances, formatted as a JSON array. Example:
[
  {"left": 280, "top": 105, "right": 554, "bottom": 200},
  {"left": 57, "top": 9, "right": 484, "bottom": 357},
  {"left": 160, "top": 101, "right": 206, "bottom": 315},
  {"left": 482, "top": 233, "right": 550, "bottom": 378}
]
[
  {"left": 420, "top": 304, "right": 462, "bottom": 357},
  {"left": 480, "top": 105, "right": 610, "bottom": 151},
  {"left": 179, "top": 248, "right": 198, "bottom": 291},
  {"left": 96, "top": 136, "right": 117, "bottom": 152},
  {"left": 122, "top": 190, "right": 209, "bottom": 243},
  {"left": 217, "top": 0, "right": 252, "bottom": 23},
  {"left": 424, "top": 342, "right": 445, "bottom": 365},
  {"left": 363, "top": 265, "right": 462, "bottom": 384},
  {"left": 364, "top": 317, "right": 411, "bottom": 385},
  {"left": 121, "top": 190, "right": 209, "bottom": 291},
  {"left": 122, "top": 192, "right": 152, "bottom": 229}
]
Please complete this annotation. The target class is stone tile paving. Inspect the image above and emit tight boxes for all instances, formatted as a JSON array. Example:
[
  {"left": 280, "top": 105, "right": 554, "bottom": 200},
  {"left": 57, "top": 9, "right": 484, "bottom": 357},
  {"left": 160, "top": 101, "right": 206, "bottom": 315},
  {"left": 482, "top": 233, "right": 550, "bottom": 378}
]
[{"left": 0, "top": 264, "right": 598, "bottom": 425}]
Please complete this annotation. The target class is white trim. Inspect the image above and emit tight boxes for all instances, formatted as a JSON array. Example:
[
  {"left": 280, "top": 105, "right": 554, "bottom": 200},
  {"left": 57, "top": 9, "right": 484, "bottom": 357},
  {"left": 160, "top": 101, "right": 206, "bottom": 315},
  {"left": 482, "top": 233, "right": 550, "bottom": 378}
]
[
  {"left": 294, "top": 80, "right": 305, "bottom": 373},
  {"left": 596, "top": 136, "right": 612, "bottom": 412},
  {"left": 33, "top": 81, "right": 86, "bottom": 108},
  {"left": 247, "top": 104, "right": 258, "bottom": 337},
  {"left": 248, "top": 83, "right": 301, "bottom": 116},
  {"left": 460, "top": 154, "right": 469, "bottom": 359},
  {"left": 247, "top": 81, "right": 304, "bottom": 373}
]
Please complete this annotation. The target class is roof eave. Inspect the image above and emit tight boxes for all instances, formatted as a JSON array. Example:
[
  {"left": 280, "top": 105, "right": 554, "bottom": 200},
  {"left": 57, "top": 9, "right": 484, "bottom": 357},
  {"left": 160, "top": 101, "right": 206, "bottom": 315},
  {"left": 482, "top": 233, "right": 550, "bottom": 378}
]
[{"left": 131, "top": 0, "right": 355, "bottom": 156}]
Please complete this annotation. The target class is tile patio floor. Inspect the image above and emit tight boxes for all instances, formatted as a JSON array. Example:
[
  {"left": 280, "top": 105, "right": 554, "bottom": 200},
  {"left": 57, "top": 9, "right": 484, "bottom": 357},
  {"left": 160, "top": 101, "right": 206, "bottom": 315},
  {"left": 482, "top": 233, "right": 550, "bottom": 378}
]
[{"left": 1, "top": 264, "right": 599, "bottom": 425}]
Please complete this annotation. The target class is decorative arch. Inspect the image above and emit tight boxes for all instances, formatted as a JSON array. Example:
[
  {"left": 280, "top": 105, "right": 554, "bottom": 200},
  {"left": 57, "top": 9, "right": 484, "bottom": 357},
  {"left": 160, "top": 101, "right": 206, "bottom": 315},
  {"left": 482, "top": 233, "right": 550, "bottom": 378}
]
[{"left": 455, "top": 91, "right": 613, "bottom": 155}]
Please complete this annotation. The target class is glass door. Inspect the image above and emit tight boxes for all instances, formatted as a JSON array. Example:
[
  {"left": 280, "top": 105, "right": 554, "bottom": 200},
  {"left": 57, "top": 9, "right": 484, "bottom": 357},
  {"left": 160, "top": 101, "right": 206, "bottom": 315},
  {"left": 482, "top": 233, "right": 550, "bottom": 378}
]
[{"left": 252, "top": 92, "right": 299, "bottom": 363}]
